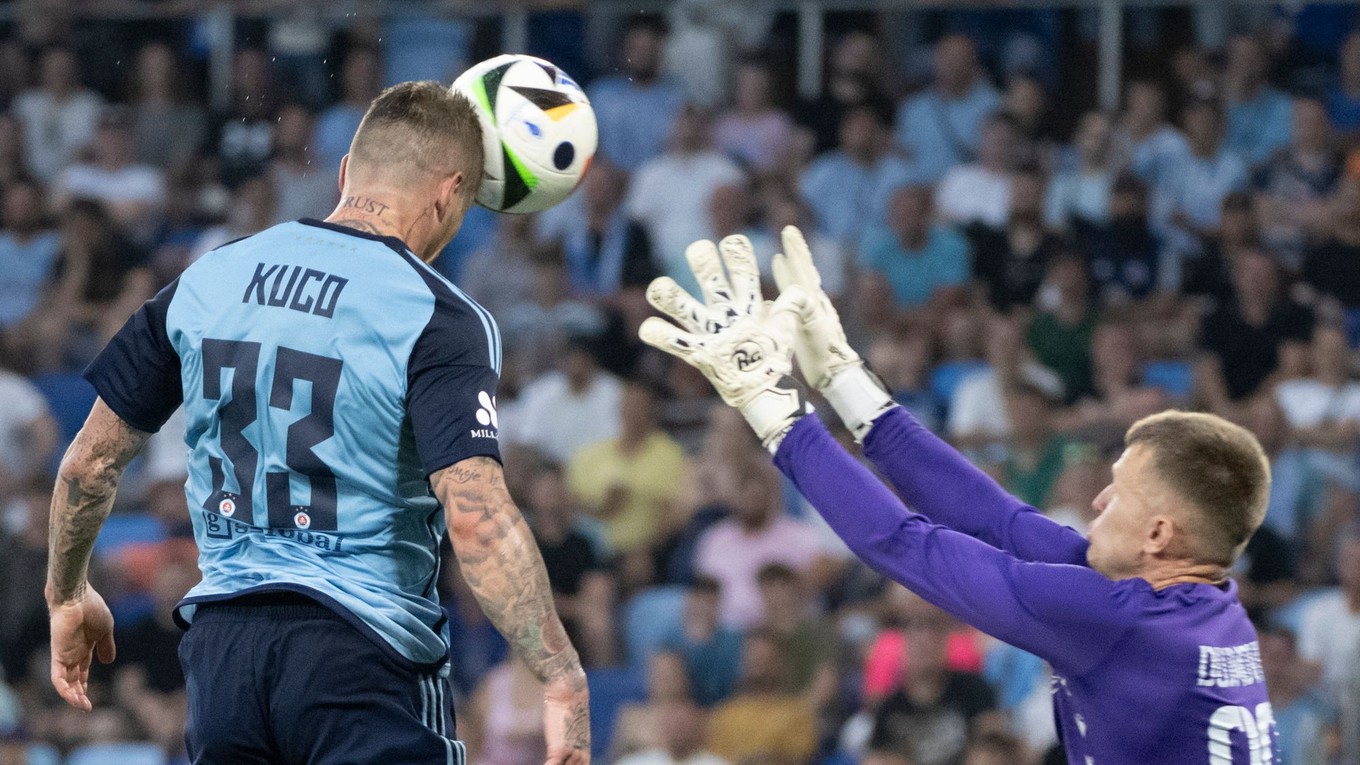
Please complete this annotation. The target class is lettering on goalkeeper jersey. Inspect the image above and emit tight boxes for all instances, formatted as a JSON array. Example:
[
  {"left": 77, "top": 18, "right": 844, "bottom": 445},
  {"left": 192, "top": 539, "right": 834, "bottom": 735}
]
[{"left": 1196, "top": 641, "right": 1265, "bottom": 688}]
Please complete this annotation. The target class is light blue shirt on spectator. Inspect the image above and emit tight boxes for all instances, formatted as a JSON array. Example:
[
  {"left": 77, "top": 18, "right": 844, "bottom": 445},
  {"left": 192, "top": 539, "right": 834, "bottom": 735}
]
[
  {"left": 0, "top": 231, "right": 59, "bottom": 328},
  {"left": 1151, "top": 149, "right": 1249, "bottom": 232},
  {"left": 800, "top": 152, "right": 919, "bottom": 248},
  {"left": 313, "top": 103, "right": 366, "bottom": 175},
  {"left": 858, "top": 224, "right": 971, "bottom": 309},
  {"left": 1225, "top": 88, "right": 1294, "bottom": 168},
  {"left": 587, "top": 76, "right": 685, "bottom": 172},
  {"left": 894, "top": 83, "right": 1001, "bottom": 183}
]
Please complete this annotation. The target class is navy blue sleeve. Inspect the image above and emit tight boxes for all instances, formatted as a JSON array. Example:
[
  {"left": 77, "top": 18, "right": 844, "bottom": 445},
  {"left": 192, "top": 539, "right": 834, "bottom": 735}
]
[
  {"left": 83, "top": 278, "right": 184, "bottom": 433},
  {"left": 407, "top": 286, "right": 502, "bottom": 478}
]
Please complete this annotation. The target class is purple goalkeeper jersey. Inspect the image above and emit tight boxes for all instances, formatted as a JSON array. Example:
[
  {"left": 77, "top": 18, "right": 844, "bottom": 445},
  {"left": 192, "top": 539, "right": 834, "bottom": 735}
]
[{"left": 774, "top": 408, "right": 1279, "bottom": 765}]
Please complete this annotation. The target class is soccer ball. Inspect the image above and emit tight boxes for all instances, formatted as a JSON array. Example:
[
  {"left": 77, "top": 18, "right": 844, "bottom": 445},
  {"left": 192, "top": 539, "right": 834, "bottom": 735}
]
[{"left": 452, "top": 54, "right": 597, "bottom": 214}]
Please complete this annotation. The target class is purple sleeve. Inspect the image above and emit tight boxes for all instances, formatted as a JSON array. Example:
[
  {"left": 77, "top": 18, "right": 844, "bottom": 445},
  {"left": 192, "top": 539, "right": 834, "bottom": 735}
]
[
  {"left": 776, "top": 415, "right": 1133, "bottom": 675},
  {"left": 863, "top": 406, "right": 1089, "bottom": 566}
]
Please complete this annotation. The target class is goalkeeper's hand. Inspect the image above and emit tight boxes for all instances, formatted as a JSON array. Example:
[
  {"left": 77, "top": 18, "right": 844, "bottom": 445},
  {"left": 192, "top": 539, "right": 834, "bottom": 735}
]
[
  {"left": 771, "top": 225, "right": 895, "bottom": 441},
  {"left": 639, "top": 235, "right": 811, "bottom": 451}
]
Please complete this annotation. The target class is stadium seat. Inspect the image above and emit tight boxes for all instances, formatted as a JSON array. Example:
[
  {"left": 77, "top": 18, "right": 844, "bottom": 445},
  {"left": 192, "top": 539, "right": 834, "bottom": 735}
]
[
  {"left": 1142, "top": 360, "right": 1194, "bottom": 399},
  {"left": 66, "top": 742, "right": 166, "bottom": 765},
  {"left": 929, "top": 361, "right": 989, "bottom": 407},
  {"left": 29, "top": 372, "right": 97, "bottom": 442},
  {"left": 584, "top": 666, "right": 646, "bottom": 762},
  {"left": 620, "top": 585, "right": 686, "bottom": 672},
  {"left": 1346, "top": 307, "right": 1360, "bottom": 348},
  {"left": 93, "top": 515, "right": 167, "bottom": 558},
  {"left": 26, "top": 743, "right": 60, "bottom": 765}
]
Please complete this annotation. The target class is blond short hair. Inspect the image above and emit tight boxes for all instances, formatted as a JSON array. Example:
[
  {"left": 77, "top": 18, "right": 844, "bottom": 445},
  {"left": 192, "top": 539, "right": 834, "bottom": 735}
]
[{"left": 348, "top": 81, "right": 483, "bottom": 194}]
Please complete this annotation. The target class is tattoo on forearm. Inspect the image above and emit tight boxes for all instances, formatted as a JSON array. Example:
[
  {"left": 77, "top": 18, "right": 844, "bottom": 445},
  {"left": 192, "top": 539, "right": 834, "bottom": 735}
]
[
  {"left": 435, "top": 458, "right": 589, "bottom": 749},
  {"left": 47, "top": 405, "right": 149, "bottom": 603},
  {"left": 339, "top": 196, "right": 390, "bottom": 216}
]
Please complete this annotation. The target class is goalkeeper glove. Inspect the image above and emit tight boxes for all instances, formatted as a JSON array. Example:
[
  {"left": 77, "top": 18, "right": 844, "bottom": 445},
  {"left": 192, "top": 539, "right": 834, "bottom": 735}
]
[{"left": 640, "top": 236, "right": 811, "bottom": 452}]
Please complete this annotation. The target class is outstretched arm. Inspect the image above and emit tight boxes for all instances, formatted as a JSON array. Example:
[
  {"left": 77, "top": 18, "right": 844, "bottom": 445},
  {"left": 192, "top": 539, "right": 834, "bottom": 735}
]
[
  {"left": 775, "top": 414, "right": 1131, "bottom": 675},
  {"left": 863, "top": 407, "right": 1089, "bottom": 566},
  {"left": 47, "top": 398, "right": 152, "bottom": 710},
  {"left": 435, "top": 456, "right": 590, "bottom": 765}
]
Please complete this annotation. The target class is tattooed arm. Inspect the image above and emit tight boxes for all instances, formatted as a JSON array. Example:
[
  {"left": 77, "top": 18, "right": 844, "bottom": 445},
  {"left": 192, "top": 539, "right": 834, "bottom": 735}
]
[
  {"left": 435, "top": 456, "right": 590, "bottom": 765},
  {"left": 46, "top": 398, "right": 152, "bottom": 710}
]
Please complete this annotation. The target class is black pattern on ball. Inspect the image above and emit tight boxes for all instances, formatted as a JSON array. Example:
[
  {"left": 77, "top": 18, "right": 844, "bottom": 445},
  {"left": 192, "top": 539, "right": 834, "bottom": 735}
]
[{"left": 553, "top": 142, "right": 575, "bottom": 170}]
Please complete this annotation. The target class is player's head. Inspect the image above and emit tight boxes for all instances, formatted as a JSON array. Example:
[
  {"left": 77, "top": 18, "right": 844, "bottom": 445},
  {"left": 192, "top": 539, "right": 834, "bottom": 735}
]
[
  {"left": 342, "top": 81, "right": 484, "bottom": 261},
  {"left": 1086, "top": 411, "right": 1270, "bottom": 581}
]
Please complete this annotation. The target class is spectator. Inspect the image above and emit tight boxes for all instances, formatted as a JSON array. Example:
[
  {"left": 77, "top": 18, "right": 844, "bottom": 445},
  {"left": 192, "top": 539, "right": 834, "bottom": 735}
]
[
  {"left": 934, "top": 114, "right": 1018, "bottom": 228},
  {"left": 1152, "top": 99, "right": 1248, "bottom": 240},
  {"left": 714, "top": 61, "right": 794, "bottom": 173},
  {"left": 589, "top": 17, "right": 685, "bottom": 172},
  {"left": 755, "top": 564, "right": 837, "bottom": 700},
  {"left": 626, "top": 105, "right": 744, "bottom": 294},
  {"left": 707, "top": 629, "right": 818, "bottom": 765},
  {"left": 962, "top": 733, "right": 1027, "bottom": 765},
  {"left": 1001, "top": 382, "right": 1072, "bottom": 509},
  {"left": 611, "top": 653, "right": 695, "bottom": 760},
  {"left": 1111, "top": 80, "right": 1190, "bottom": 187},
  {"left": 1258, "top": 624, "right": 1338, "bottom": 765},
  {"left": 127, "top": 42, "right": 206, "bottom": 170},
  {"left": 1222, "top": 35, "right": 1293, "bottom": 168},
  {"left": 1275, "top": 324, "right": 1360, "bottom": 453},
  {"left": 466, "top": 657, "right": 546, "bottom": 765},
  {"left": 206, "top": 49, "right": 278, "bottom": 188},
  {"left": 462, "top": 213, "right": 537, "bottom": 325},
  {"left": 1078, "top": 175, "right": 1160, "bottom": 306},
  {"left": 617, "top": 699, "right": 729, "bottom": 765},
  {"left": 1298, "top": 532, "right": 1360, "bottom": 690},
  {"left": 762, "top": 194, "right": 847, "bottom": 299},
  {"left": 186, "top": 175, "right": 277, "bottom": 265},
  {"left": 1045, "top": 111, "right": 1116, "bottom": 230},
  {"left": 858, "top": 185, "right": 970, "bottom": 322},
  {"left": 799, "top": 31, "right": 892, "bottom": 154},
  {"left": 867, "top": 326, "right": 942, "bottom": 432},
  {"left": 949, "top": 315, "right": 1064, "bottom": 450},
  {"left": 694, "top": 460, "right": 836, "bottom": 628},
  {"left": 525, "top": 462, "right": 616, "bottom": 667},
  {"left": 1254, "top": 97, "right": 1342, "bottom": 267},
  {"left": 12, "top": 46, "right": 103, "bottom": 181},
  {"left": 1027, "top": 253, "right": 1097, "bottom": 401},
  {"left": 268, "top": 104, "right": 336, "bottom": 223},
  {"left": 553, "top": 161, "right": 657, "bottom": 299},
  {"left": 51, "top": 107, "right": 166, "bottom": 233},
  {"left": 969, "top": 168, "right": 1062, "bottom": 313},
  {"left": 1301, "top": 178, "right": 1360, "bottom": 309},
  {"left": 1197, "top": 249, "right": 1314, "bottom": 407},
  {"left": 867, "top": 594, "right": 999, "bottom": 765},
  {"left": 660, "top": 578, "right": 744, "bottom": 708},
  {"left": 509, "top": 334, "right": 622, "bottom": 464},
  {"left": 0, "top": 179, "right": 60, "bottom": 333},
  {"left": 0, "top": 114, "right": 28, "bottom": 187},
  {"left": 1328, "top": 32, "right": 1360, "bottom": 138},
  {"left": 1182, "top": 191, "right": 1257, "bottom": 304},
  {"left": 313, "top": 47, "right": 382, "bottom": 175},
  {"left": 1061, "top": 322, "right": 1169, "bottom": 443},
  {"left": 895, "top": 35, "right": 1001, "bottom": 183},
  {"left": 1002, "top": 73, "right": 1057, "bottom": 172},
  {"left": 499, "top": 248, "right": 606, "bottom": 381},
  {"left": 708, "top": 181, "right": 768, "bottom": 259},
  {"left": 567, "top": 381, "right": 686, "bottom": 576},
  {"left": 800, "top": 102, "right": 911, "bottom": 251}
]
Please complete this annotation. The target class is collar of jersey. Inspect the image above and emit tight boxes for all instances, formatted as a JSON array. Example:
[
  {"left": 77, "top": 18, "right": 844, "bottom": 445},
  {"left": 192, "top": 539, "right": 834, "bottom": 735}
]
[{"left": 298, "top": 218, "right": 413, "bottom": 257}]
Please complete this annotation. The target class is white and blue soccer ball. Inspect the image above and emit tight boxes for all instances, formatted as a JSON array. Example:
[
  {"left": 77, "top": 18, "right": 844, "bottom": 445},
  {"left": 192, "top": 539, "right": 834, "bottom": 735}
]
[{"left": 452, "top": 54, "right": 598, "bottom": 214}]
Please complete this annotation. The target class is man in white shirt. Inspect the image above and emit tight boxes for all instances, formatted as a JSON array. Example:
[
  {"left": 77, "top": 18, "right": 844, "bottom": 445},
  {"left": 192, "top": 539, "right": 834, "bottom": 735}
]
[
  {"left": 0, "top": 368, "right": 57, "bottom": 498},
  {"left": 626, "top": 105, "right": 745, "bottom": 296},
  {"left": 505, "top": 335, "right": 622, "bottom": 464},
  {"left": 934, "top": 114, "right": 1017, "bottom": 228},
  {"left": 616, "top": 699, "right": 729, "bottom": 765},
  {"left": 1298, "top": 533, "right": 1360, "bottom": 690},
  {"left": 51, "top": 107, "right": 164, "bottom": 230},
  {"left": 12, "top": 47, "right": 103, "bottom": 181}
]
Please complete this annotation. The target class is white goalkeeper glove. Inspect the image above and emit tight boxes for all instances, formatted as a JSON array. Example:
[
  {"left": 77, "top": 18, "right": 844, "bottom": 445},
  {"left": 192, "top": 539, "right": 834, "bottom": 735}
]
[
  {"left": 771, "top": 226, "right": 894, "bottom": 441},
  {"left": 640, "top": 236, "right": 811, "bottom": 452}
]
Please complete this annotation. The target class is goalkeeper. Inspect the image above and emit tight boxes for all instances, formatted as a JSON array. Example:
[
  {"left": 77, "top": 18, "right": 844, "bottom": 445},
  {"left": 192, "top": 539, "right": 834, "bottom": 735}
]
[{"left": 639, "top": 231, "right": 1278, "bottom": 764}]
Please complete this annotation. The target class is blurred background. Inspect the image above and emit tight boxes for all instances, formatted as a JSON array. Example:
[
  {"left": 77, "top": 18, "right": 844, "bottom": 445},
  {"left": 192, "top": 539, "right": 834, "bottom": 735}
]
[{"left": 1, "top": 0, "right": 1360, "bottom": 763}]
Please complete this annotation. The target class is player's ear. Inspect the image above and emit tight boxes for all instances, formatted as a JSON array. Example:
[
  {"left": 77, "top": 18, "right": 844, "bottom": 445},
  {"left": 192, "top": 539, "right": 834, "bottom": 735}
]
[
  {"left": 337, "top": 154, "right": 349, "bottom": 193},
  {"left": 1145, "top": 514, "right": 1175, "bottom": 556},
  {"left": 435, "top": 171, "right": 463, "bottom": 221}
]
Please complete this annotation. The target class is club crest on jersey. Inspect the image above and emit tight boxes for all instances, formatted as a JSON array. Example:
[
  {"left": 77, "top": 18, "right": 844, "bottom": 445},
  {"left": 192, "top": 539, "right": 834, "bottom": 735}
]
[
  {"left": 294, "top": 511, "right": 311, "bottom": 529},
  {"left": 472, "top": 391, "right": 499, "bottom": 438},
  {"left": 218, "top": 498, "right": 237, "bottom": 517}
]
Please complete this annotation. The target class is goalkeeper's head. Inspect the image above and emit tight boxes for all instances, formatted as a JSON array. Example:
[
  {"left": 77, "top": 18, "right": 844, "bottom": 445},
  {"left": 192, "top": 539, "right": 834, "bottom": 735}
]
[{"left": 1085, "top": 411, "right": 1270, "bottom": 583}]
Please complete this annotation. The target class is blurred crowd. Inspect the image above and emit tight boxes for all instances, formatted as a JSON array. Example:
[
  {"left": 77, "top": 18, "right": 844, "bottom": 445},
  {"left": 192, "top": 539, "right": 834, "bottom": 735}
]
[{"left": 4, "top": 3, "right": 1360, "bottom": 765}]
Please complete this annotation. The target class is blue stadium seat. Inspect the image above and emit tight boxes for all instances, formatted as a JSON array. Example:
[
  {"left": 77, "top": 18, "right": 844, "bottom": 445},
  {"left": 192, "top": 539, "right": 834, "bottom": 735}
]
[
  {"left": 621, "top": 585, "right": 686, "bottom": 673},
  {"left": 1346, "top": 307, "right": 1360, "bottom": 348},
  {"left": 92, "top": 514, "right": 167, "bottom": 558},
  {"left": 1142, "top": 360, "right": 1194, "bottom": 399},
  {"left": 26, "top": 743, "right": 60, "bottom": 765},
  {"left": 929, "top": 361, "right": 989, "bottom": 407},
  {"left": 65, "top": 742, "right": 166, "bottom": 765},
  {"left": 29, "top": 372, "right": 97, "bottom": 442},
  {"left": 585, "top": 666, "right": 646, "bottom": 762}
]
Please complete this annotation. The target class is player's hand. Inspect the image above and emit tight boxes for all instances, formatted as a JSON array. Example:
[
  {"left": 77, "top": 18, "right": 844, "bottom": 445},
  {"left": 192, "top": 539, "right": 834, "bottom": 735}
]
[
  {"left": 770, "top": 225, "right": 862, "bottom": 390},
  {"left": 640, "top": 235, "right": 810, "bottom": 450},
  {"left": 542, "top": 673, "right": 590, "bottom": 765},
  {"left": 48, "top": 585, "right": 116, "bottom": 711},
  {"left": 772, "top": 225, "right": 895, "bottom": 441}
]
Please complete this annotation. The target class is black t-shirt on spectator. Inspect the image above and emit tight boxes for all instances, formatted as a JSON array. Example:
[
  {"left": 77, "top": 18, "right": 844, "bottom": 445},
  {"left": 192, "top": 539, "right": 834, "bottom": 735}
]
[
  {"left": 1302, "top": 237, "right": 1360, "bottom": 307},
  {"left": 1075, "top": 218, "right": 1160, "bottom": 304},
  {"left": 537, "top": 529, "right": 606, "bottom": 597},
  {"left": 1199, "top": 298, "right": 1315, "bottom": 400},
  {"left": 967, "top": 223, "right": 1059, "bottom": 312},
  {"left": 869, "top": 671, "right": 997, "bottom": 765},
  {"left": 1182, "top": 242, "right": 1236, "bottom": 304}
]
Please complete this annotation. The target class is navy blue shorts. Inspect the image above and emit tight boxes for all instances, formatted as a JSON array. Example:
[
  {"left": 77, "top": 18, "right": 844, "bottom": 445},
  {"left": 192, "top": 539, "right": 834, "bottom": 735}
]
[{"left": 179, "top": 592, "right": 467, "bottom": 765}]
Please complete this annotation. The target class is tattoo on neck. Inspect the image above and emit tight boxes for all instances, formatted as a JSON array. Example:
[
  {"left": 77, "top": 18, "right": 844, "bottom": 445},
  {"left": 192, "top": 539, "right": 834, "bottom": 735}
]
[
  {"left": 328, "top": 218, "right": 387, "bottom": 236},
  {"left": 339, "top": 196, "right": 390, "bottom": 217}
]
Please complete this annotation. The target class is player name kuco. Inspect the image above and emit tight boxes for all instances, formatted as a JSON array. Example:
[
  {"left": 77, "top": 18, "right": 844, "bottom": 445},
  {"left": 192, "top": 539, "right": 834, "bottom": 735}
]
[{"left": 242, "top": 262, "right": 349, "bottom": 319}]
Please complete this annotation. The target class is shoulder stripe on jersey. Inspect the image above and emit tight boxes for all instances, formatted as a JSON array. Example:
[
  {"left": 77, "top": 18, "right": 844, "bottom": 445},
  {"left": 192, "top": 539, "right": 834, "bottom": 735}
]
[{"left": 398, "top": 249, "right": 501, "bottom": 374}]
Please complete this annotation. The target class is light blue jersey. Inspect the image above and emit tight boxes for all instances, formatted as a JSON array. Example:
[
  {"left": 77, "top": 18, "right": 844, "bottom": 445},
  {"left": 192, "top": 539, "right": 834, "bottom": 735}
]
[{"left": 85, "top": 219, "right": 502, "bottom": 668}]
